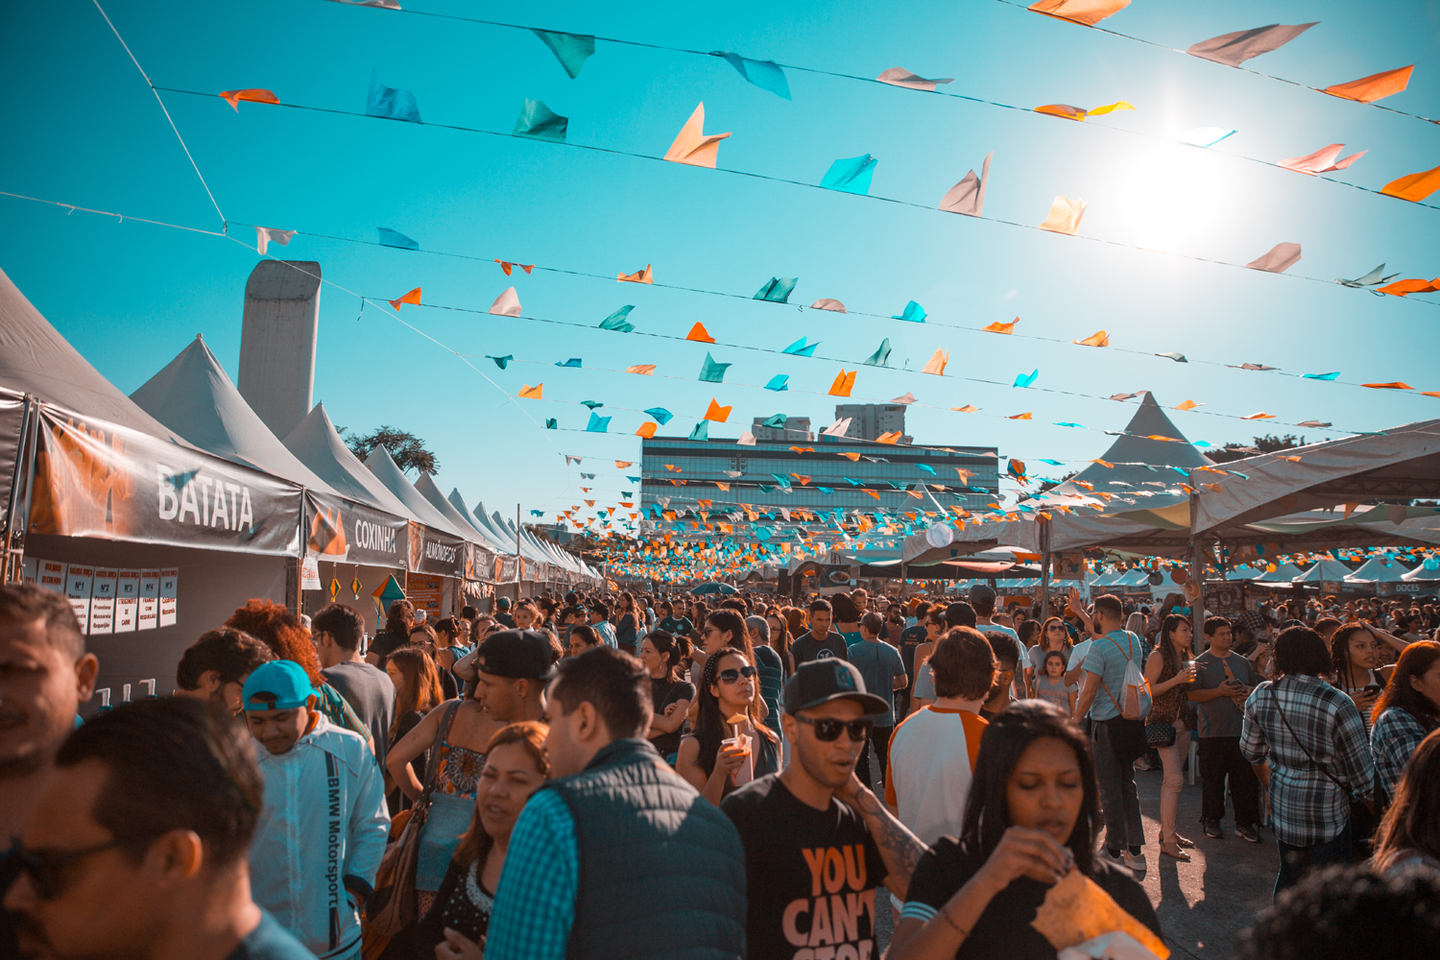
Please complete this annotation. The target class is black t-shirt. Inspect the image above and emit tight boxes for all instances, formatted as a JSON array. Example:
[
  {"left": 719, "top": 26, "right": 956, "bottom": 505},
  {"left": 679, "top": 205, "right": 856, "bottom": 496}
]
[
  {"left": 791, "top": 631, "right": 850, "bottom": 665},
  {"left": 1, "top": 846, "right": 20, "bottom": 960},
  {"left": 368, "top": 630, "right": 409, "bottom": 669},
  {"left": 649, "top": 677, "right": 697, "bottom": 760},
  {"left": 656, "top": 616, "right": 693, "bottom": 637},
  {"left": 899, "top": 625, "right": 929, "bottom": 675},
  {"left": 905, "top": 837, "right": 1162, "bottom": 960},
  {"left": 720, "top": 774, "right": 888, "bottom": 960}
]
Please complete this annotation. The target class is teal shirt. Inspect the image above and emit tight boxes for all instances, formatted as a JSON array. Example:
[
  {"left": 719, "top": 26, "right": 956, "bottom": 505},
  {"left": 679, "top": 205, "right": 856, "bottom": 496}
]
[{"left": 1081, "top": 630, "right": 1148, "bottom": 722}]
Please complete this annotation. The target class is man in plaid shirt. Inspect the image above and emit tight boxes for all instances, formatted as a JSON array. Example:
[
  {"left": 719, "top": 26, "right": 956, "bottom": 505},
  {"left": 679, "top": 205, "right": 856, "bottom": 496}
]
[{"left": 1240, "top": 626, "right": 1373, "bottom": 898}]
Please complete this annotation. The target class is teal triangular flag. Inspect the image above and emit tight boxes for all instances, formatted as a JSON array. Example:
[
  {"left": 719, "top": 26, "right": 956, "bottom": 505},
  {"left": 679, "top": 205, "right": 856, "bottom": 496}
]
[
  {"left": 377, "top": 227, "right": 418, "bottom": 250},
  {"left": 782, "top": 337, "right": 818, "bottom": 357},
  {"left": 893, "top": 300, "right": 926, "bottom": 323},
  {"left": 699, "top": 352, "right": 731, "bottom": 383},
  {"left": 821, "top": 154, "right": 877, "bottom": 195},
  {"left": 486, "top": 355, "right": 513, "bottom": 369},
  {"left": 556, "top": 358, "right": 582, "bottom": 368},
  {"left": 513, "top": 99, "right": 568, "bottom": 141},
  {"left": 366, "top": 69, "right": 421, "bottom": 123},
  {"left": 1304, "top": 371, "right": 1340, "bottom": 380},
  {"left": 765, "top": 375, "right": 790, "bottom": 391},
  {"left": 917, "top": 464, "right": 936, "bottom": 475},
  {"left": 762, "top": 414, "right": 787, "bottom": 428},
  {"left": 1014, "top": 369, "right": 1039, "bottom": 388},
  {"left": 580, "top": 400, "right": 604, "bottom": 409},
  {"left": 545, "top": 419, "right": 557, "bottom": 429},
  {"left": 711, "top": 52, "right": 791, "bottom": 99},
  {"left": 599, "top": 305, "right": 635, "bottom": 332},
  {"left": 755, "top": 277, "right": 798, "bottom": 303},
  {"left": 628, "top": 475, "right": 641, "bottom": 483},
  {"left": 531, "top": 29, "right": 595, "bottom": 79},
  {"left": 585, "top": 412, "right": 611, "bottom": 433},
  {"left": 645, "top": 407, "right": 673, "bottom": 425},
  {"left": 864, "top": 338, "right": 892, "bottom": 367},
  {"left": 689, "top": 421, "right": 710, "bottom": 441}
]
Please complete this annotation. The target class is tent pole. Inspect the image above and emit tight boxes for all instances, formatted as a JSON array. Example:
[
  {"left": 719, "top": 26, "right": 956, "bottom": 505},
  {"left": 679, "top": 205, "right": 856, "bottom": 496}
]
[
  {"left": 1039, "top": 517, "right": 1052, "bottom": 622},
  {"left": 2, "top": 396, "right": 40, "bottom": 584},
  {"left": 1191, "top": 538, "right": 1205, "bottom": 646}
]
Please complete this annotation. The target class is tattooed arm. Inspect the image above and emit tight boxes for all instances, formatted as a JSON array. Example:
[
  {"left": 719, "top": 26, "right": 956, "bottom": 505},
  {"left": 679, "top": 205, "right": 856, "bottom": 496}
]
[{"left": 836, "top": 773, "right": 927, "bottom": 898}]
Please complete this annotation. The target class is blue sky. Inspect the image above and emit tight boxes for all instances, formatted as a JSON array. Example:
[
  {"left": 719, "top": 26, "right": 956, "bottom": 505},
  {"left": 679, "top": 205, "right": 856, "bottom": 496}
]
[{"left": 2, "top": 0, "right": 1438, "bottom": 528}]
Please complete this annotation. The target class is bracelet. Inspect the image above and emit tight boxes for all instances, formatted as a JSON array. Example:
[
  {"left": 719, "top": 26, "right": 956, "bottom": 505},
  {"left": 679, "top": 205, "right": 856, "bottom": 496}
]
[{"left": 939, "top": 909, "right": 969, "bottom": 940}]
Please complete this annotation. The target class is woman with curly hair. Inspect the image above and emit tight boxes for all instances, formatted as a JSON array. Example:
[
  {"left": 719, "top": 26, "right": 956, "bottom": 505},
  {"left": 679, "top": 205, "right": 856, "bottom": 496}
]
[{"left": 223, "top": 599, "right": 372, "bottom": 745}]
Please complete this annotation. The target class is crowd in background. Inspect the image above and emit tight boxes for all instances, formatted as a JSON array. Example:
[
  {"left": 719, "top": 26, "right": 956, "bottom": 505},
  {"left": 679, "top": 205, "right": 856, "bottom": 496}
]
[{"left": 2, "top": 577, "right": 1439, "bottom": 960}]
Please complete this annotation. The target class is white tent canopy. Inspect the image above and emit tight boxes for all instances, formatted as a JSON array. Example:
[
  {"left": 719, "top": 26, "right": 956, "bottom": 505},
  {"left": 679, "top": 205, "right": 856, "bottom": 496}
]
[
  {"left": 364, "top": 446, "right": 474, "bottom": 542},
  {"left": 0, "top": 266, "right": 181, "bottom": 440},
  {"left": 1294, "top": 560, "right": 1354, "bottom": 582},
  {"left": 1257, "top": 562, "right": 1306, "bottom": 582},
  {"left": 283, "top": 403, "right": 418, "bottom": 519},
  {"left": 445, "top": 488, "right": 516, "bottom": 555},
  {"left": 131, "top": 337, "right": 339, "bottom": 495},
  {"left": 1345, "top": 556, "right": 1412, "bottom": 583},
  {"left": 1401, "top": 561, "right": 1440, "bottom": 582},
  {"left": 412, "top": 472, "right": 497, "bottom": 550}
]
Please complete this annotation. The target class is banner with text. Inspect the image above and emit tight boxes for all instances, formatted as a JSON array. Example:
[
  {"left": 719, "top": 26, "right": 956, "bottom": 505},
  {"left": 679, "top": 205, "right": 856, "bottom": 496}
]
[{"left": 305, "top": 489, "right": 408, "bottom": 570}]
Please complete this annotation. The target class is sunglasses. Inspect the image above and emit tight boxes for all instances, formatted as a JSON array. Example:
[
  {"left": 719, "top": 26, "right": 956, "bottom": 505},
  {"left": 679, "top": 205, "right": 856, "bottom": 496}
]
[
  {"left": 793, "top": 714, "right": 874, "bottom": 742},
  {"left": 717, "top": 665, "right": 757, "bottom": 684},
  {"left": 10, "top": 835, "right": 158, "bottom": 901}
]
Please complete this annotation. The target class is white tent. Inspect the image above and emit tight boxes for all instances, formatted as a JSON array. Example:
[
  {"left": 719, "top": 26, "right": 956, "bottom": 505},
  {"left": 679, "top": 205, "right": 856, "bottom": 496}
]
[
  {"left": 1257, "top": 562, "right": 1306, "bottom": 582},
  {"left": 131, "top": 337, "right": 339, "bottom": 495},
  {"left": 1227, "top": 565, "right": 1267, "bottom": 580},
  {"left": 1346, "top": 556, "right": 1412, "bottom": 583},
  {"left": 283, "top": 403, "right": 418, "bottom": 519},
  {"left": 0, "top": 267, "right": 181, "bottom": 440},
  {"left": 412, "top": 472, "right": 497, "bottom": 550},
  {"left": 1294, "top": 560, "right": 1354, "bottom": 582},
  {"left": 1401, "top": 561, "right": 1440, "bottom": 582},
  {"left": 445, "top": 487, "right": 518, "bottom": 555},
  {"left": 364, "top": 446, "right": 474, "bottom": 541}
]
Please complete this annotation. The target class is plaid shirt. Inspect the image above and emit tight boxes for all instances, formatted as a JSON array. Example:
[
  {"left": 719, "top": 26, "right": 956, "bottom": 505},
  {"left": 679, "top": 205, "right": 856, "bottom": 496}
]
[
  {"left": 1371, "top": 706, "right": 1431, "bottom": 804},
  {"left": 485, "top": 789, "right": 577, "bottom": 960},
  {"left": 1240, "top": 675, "right": 1373, "bottom": 847}
]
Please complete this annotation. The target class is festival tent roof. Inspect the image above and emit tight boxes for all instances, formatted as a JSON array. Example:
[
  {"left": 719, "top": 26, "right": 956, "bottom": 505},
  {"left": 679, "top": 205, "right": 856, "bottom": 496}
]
[
  {"left": 282, "top": 403, "right": 419, "bottom": 519},
  {"left": 0, "top": 266, "right": 181, "bottom": 441},
  {"left": 1294, "top": 559, "right": 1355, "bottom": 582},
  {"left": 1257, "top": 562, "right": 1306, "bottom": 582},
  {"left": 1227, "top": 565, "right": 1267, "bottom": 580},
  {"left": 446, "top": 488, "right": 516, "bottom": 555},
  {"left": 1345, "top": 556, "right": 1412, "bottom": 582},
  {"left": 1091, "top": 569, "right": 1126, "bottom": 587},
  {"left": 1401, "top": 561, "right": 1440, "bottom": 582},
  {"left": 470, "top": 501, "right": 520, "bottom": 555},
  {"left": 1193, "top": 419, "right": 1440, "bottom": 533},
  {"left": 130, "top": 337, "right": 339, "bottom": 494},
  {"left": 412, "top": 472, "right": 501, "bottom": 550},
  {"left": 363, "top": 445, "right": 474, "bottom": 541},
  {"left": 1116, "top": 569, "right": 1152, "bottom": 587}
]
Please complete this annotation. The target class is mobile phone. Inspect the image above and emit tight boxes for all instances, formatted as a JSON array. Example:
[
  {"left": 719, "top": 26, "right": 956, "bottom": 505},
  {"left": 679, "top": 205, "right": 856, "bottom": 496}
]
[{"left": 1361, "top": 684, "right": 1384, "bottom": 697}]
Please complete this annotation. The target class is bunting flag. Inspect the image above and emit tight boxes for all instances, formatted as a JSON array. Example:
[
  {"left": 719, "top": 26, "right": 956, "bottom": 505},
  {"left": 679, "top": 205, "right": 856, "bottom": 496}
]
[
  {"left": 712, "top": 52, "right": 791, "bottom": 99},
  {"left": 876, "top": 68, "right": 954, "bottom": 91},
  {"left": 617, "top": 264, "right": 653, "bottom": 283},
  {"left": 220, "top": 88, "right": 280, "bottom": 110},
  {"left": 518, "top": 383, "right": 543, "bottom": 399},
  {"left": 366, "top": 68, "right": 421, "bottom": 123},
  {"left": 1156, "top": 352, "right": 1187, "bottom": 362},
  {"left": 1242, "top": 412, "right": 1277, "bottom": 420},
  {"left": 579, "top": 400, "right": 603, "bottom": 409},
  {"left": 1337, "top": 264, "right": 1399, "bottom": 288},
  {"left": 893, "top": 300, "right": 927, "bottom": 323},
  {"left": 891, "top": 392, "right": 916, "bottom": 405},
  {"left": 1378, "top": 278, "right": 1440, "bottom": 297},
  {"left": 921, "top": 348, "right": 948, "bottom": 375},
  {"left": 600, "top": 305, "right": 636, "bottom": 331},
  {"left": 1073, "top": 330, "right": 1109, "bottom": 347},
  {"left": 1173, "top": 400, "right": 1201, "bottom": 411},
  {"left": 704, "top": 398, "right": 733, "bottom": 422},
  {"left": 254, "top": 226, "right": 294, "bottom": 254},
  {"left": 626, "top": 364, "right": 657, "bottom": 375},
  {"left": 635, "top": 422, "right": 658, "bottom": 438},
  {"left": 686, "top": 322, "right": 716, "bottom": 342},
  {"left": 388, "top": 287, "right": 421, "bottom": 310},
  {"left": 1361, "top": 382, "right": 1414, "bottom": 390},
  {"left": 1039, "top": 195, "right": 1087, "bottom": 234},
  {"left": 513, "top": 99, "right": 568, "bottom": 141},
  {"left": 556, "top": 358, "right": 582, "bottom": 368},
  {"left": 1186, "top": 22, "right": 1317, "bottom": 66},
  {"left": 863, "top": 338, "right": 892, "bottom": 366},
  {"left": 689, "top": 421, "right": 710, "bottom": 440},
  {"left": 1029, "top": 0, "right": 1130, "bottom": 26},
  {"left": 489, "top": 287, "right": 522, "bottom": 316},
  {"left": 1381, "top": 164, "right": 1440, "bottom": 203},
  {"left": 939, "top": 151, "right": 993, "bottom": 217},
  {"left": 1278, "top": 143, "right": 1366, "bottom": 176},
  {"left": 821, "top": 154, "right": 878, "bottom": 195},
  {"left": 1014, "top": 369, "right": 1040, "bottom": 388},
  {"left": 810, "top": 298, "right": 847, "bottom": 312},
  {"left": 829, "top": 369, "right": 857, "bottom": 396},
  {"left": 586, "top": 412, "right": 612, "bottom": 432},
  {"left": 765, "top": 375, "right": 790, "bottom": 391},
  {"left": 952, "top": 404, "right": 978, "bottom": 413},
  {"left": 531, "top": 29, "right": 595, "bottom": 79},
  {"left": 782, "top": 336, "right": 819, "bottom": 357},
  {"left": 495, "top": 260, "right": 535, "bottom": 275},
  {"left": 377, "top": 227, "right": 418, "bottom": 249},
  {"left": 1176, "top": 127, "right": 1235, "bottom": 148},
  {"left": 985, "top": 318, "right": 1019, "bottom": 334},
  {"left": 822, "top": 418, "right": 852, "bottom": 437},
  {"left": 699, "top": 352, "right": 731, "bottom": 382},
  {"left": 1246, "top": 242, "right": 1302, "bottom": 273},
  {"left": 1303, "top": 371, "right": 1340, "bottom": 380},
  {"left": 738, "top": 431, "right": 757, "bottom": 446},
  {"left": 876, "top": 431, "right": 902, "bottom": 444},
  {"left": 1035, "top": 101, "right": 1133, "bottom": 122},
  {"left": 755, "top": 277, "right": 798, "bottom": 302},
  {"left": 1323, "top": 65, "right": 1414, "bottom": 103},
  {"left": 664, "top": 103, "right": 731, "bottom": 168},
  {"left": 487, "top": 355, "right": 512, "bottom": 369},
  {"left": 763, "top": 414, "right": 787, "bottom": 427},
  {"left": 645, "top": 407, "right": 674, "bottom": 425}
]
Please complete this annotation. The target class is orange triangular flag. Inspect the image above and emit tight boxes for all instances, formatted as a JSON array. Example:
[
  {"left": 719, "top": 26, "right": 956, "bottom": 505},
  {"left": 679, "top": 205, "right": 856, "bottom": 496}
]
[
  {"left": 840, "top": 451, "right": 861, "bottom": 461},
  {"left": 388, "top": 287, "right": 421, "bottom": 310},
  {"left": 220, "top": 88, "right": 280, "bottom": 110},
  {"left": 626, "top": 364, "right": 657, "bottom": 375},
  {"left": 584, "top": 500, "right": 596, "bottom": 507},
  {"left": 618, "top": 264, "right": 654, "bottom": 283},
  {"left": 1092, "top": 459, "right": 1114, "bottom": 468},
  {"left": 1008, "top": 412, "right": 1032, "bottom": 420},
  {"left": 664, "top": 103, "right": 731, "bottom": 168},
  {"left": 1361, "top": 382, "right": 1414, "bottom": 390},
  {"left": 1028, "top": 0, "right": 1130, "bottom": 27},
  {"left": 985, "top": 318, "right": 1019, "bottom": 334},
  {"left": 876, "top": 431, "right": 902, "bottom": 444},
  {"left": 1074, "top": 330, "right": 1109, "bottom": 347},
  {"left": 704, "top": 399, "right": 732, "bottom": 422},
  {"left": 1380, "top": 165, "right": 1440, "bottom": 203},
  {"left": 1035, "top": 103, "right": 1088, "bottom": 121},
  {"left": 686, "top": 322, "right": 715, "bottom": 343},
  {"left": 715, "top": 482, "right": 730, "bottom": 491},
  {"left": 1242, "top": 412, "right": 1276, "bottom": 420},
  {"left": 922, "top": 348, "right": 949, "bottom": 376},
  {"left": 952, "top": 404, "right": 978, "bottom": 413},
  {"left": 494, "top": 260, "right": 536, "bottom": 276},
  {"left": 829, "top": 369, "right": 857, "bottom": 397},
  {"left": 864, "top": 490, "right": 881, "bottom": 500},
  {"left": 1378, "top": 277, "right": 1440, "bottom": 296},
  {"left": 517, "top": 383, "right": 543, "bottom": 399},
  {"left": 1173, "top": 400, "right": 1200, "bottom": 411},
  {"left": 1323, "top": 65, "right": 1413, "bottom": 103}
]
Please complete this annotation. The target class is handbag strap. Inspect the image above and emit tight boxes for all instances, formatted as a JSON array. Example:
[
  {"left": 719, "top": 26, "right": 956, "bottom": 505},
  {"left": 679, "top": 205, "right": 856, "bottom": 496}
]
[
  {"left": 1269, "top": 680, "right": 1356, "bottom": 802},
  {"left": 420, "top": 700, "right": 464, "bottom": 800}
]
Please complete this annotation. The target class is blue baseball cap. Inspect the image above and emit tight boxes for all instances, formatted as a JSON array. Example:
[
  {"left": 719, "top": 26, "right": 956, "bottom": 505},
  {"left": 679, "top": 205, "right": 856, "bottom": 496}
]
[{"left": 241, "top": 660, "right": 315, "bottom": 711}]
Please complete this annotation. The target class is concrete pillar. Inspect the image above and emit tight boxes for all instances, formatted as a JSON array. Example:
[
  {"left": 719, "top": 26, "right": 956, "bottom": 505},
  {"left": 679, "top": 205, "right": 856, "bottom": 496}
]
[{"left": 238, "top": 261, "right": 321, "bottom": 440}]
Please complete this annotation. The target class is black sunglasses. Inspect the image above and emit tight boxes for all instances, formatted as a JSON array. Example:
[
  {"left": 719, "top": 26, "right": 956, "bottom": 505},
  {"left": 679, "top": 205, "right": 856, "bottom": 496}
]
[
  {"left": 10, "top": 834, "right": 159, "bottom": 901},
  {"left": 793, "top": 714, "right": 874, "bottom": 742},
  {"left": 717, "top": 665, "right": 758, "bottom": 684}
]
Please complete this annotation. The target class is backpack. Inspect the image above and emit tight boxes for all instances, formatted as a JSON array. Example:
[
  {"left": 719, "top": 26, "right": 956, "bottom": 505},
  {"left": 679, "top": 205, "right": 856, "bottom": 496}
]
[{"left": 1100, "top": 631, "right": 1152, "bottom": 721}]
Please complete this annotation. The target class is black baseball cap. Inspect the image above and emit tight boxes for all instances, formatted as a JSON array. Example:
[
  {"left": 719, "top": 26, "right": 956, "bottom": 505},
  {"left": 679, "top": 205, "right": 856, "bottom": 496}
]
[
  {"left": 473, "top": 629, "right": 555, "bottom": 679},
  {"left": 944, "top": 601, "right": 977, "bottom": 628},
  {"left": 968, "top": 583, "right": 997, "bottom": 605},
  {"left": 783, "top": 660, "right": 889, "bottom": 716}
]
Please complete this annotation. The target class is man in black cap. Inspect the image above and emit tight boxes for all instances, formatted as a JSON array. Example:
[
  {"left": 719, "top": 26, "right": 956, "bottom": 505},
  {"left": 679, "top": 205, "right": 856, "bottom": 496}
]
[
  {"left": 459, "top": 629, "right": 554, "bottom": 724},
  {"left": 721, "top": 660, "right": 926, "bottom": 960},
  {"left": 944, "top": 600, "right": 977, "bottom": 630}
]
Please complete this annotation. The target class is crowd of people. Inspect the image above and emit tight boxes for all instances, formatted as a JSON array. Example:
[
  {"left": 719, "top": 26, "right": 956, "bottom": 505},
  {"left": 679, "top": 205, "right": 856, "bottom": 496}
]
[{"left": 2, "top": 577, "right": 1439, "bottom": 960}]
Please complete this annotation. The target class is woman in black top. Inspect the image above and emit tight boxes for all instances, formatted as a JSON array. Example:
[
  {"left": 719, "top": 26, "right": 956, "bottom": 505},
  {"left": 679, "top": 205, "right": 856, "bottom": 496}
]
[
  {"left": 414, "top": 721, "right": 549, "bottom": 959},
  {"left": 677, "top": 649, "right": 780, "bottom": 806},
  {"left": 889, "top": 701, "right": 1162, "bottom": 960},
  {"left": 641, "top": 630, "right": 694, "bottom": 763}
]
